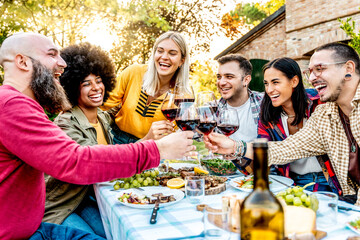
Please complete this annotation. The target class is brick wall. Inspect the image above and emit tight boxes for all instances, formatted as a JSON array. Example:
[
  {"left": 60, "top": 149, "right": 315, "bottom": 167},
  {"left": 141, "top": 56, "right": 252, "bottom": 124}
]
[
  {"left": 286, "top": 0, "right": 360, "bottom": 33},
  {"left": 236, "top": 18, "right": 286, "bottom": 61}
]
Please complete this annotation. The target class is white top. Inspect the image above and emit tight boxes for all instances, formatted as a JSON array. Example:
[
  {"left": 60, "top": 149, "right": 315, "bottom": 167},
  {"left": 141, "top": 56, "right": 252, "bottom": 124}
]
[
  {"left": 227, "top": 99, "right": 258, "bottom": 142},
  {"left": 281, "top": 113, "right": 322, "bottom": 174}
]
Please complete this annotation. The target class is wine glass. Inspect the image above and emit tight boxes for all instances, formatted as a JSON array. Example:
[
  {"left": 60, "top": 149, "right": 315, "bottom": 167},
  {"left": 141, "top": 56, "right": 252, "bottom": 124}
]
[
  {"left": 217, "top": 109, "right": 239, "bottom": 136},
  {"left": 197, "top": 91, "right": 218, "bottom": 159},
  {"left": 174, "top": 83, "right": 195, "bottom": 107},
  {"left": 161, "top": 91, "right": 178, "bottom": 122},
  {"left": 175, "top": 102, "right": 199, "bottom": 160},
  {"left": 196, "top": 91, "right": 218, "bottom": 114}
]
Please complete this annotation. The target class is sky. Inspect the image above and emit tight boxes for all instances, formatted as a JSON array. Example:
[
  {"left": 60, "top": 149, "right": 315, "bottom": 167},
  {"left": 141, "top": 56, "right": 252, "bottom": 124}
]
[{"left": 84, "top": 0, "right": 267, "bottom": 60}]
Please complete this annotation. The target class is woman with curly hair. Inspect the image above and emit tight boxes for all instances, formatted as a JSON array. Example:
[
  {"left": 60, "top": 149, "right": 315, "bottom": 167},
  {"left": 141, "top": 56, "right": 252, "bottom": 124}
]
[
  {"left": 43, "top": 42, "right": 117, "bottom": 237},
  {"left": 102, "top": 31, "right": 191, "bottom": 144}
]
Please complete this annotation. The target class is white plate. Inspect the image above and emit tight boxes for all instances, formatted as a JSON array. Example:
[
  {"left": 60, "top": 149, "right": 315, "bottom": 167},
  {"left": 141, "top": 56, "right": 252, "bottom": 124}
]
[
  {"left": 229, "top": 175, "right": 294, "bottom": 192},
  {"left": 116, "top": 186, "right": 184, "bottom": 209},
  {"left": 346, "top": 215, "right": 360, "bottom": 235}
]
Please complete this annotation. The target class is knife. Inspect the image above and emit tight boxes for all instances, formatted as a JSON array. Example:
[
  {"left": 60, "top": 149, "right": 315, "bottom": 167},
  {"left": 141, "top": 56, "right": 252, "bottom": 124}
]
[
  {"left": 150, "top": 197, "right": 160, "bottom": 224},
  {"left": 269, "top": 175, "right": 292, "bottom": 188},
  {"left": 330, "top": 204, "right": 360, "bottom": 212}
]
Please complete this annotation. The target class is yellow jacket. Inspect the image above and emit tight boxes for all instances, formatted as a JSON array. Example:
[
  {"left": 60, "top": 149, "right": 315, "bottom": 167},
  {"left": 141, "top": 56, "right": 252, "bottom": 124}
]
[{"left": 103, "top": 64, "right": 167, "bottom": 139}]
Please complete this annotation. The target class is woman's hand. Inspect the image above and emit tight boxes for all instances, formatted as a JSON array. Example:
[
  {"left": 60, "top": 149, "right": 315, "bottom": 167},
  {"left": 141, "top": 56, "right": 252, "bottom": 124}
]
[
  {"left": 203, "top": 132, "right": 235, "bottom": 155},
  {"left": 142, "top": 120, "right": 175, "bottom": 140}
]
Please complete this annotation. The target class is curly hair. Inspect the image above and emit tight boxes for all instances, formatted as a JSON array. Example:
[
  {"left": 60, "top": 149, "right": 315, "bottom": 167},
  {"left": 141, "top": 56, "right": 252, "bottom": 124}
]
[{"left": 60, "top": 42, "right": 116, "bottom": 106}]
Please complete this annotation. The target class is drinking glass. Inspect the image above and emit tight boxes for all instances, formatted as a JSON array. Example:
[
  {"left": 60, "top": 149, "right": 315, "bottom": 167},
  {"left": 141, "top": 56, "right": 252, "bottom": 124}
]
[
  {"left": 310, "top": 191, "right": 338, "bottom": 230},
  {"left": 217, "top": 109, "right": 239, "bottom": 137},
  {"left": 203, "top": 205, "right": 230, "bottom": 240},
  {"left": 174, "top": 84, "right": 195, "bottom": 107},
  {"left": 196, "top": 91, "right": 218, "bottom": 114},
  {"left": 161, "top": 91, "right": 178, "bottom": 122},
  {"left": 197, "top": 91, "right": 218, "bottom": 159},
  {"left": 175, "top": 103, "right": 199, "bottom": 160},
  {"left": 185, "top": 176, "right": 205, "bottom": 204}
]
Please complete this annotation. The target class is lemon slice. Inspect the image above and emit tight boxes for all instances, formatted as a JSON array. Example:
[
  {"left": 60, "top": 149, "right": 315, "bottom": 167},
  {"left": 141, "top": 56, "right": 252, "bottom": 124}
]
[
  {"left": 194, "top": 166, "right": 209, "bottom": 175},
  {"left": 166, "top": 178, "right": 185, "bottom": 189}
]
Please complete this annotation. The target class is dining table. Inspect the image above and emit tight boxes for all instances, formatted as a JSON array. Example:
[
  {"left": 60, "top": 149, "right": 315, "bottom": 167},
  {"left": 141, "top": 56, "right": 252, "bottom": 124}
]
[{"left": 94, "top": 172, "right": 360, "bottom": 240}]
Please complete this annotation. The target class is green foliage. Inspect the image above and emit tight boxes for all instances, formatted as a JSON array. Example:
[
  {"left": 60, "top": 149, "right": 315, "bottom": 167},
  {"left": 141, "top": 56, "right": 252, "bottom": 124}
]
[
  {"left": 339, "top": 17, "right": 360, "bottom": 54},
  {"left": 190, "top": 60, "right": 220, "bottom": 99},
  {"left": 221, "top": 0, "right": 285, "bottom": 40},
  {"left": 110, "top": 0, "right": 224, "bottom": 72}
]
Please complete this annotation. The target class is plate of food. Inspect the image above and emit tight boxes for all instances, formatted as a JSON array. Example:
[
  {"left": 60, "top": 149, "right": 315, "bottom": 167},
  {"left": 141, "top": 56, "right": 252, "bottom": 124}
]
[
  {"left": 229, "top": 175, "right": 294, "bottom": 192},
  {"left": 116, "top": 186, "right": 184, "bottom": 209},
  {"left": 346, "top": 215, "right": 360, "bottom": 235}
]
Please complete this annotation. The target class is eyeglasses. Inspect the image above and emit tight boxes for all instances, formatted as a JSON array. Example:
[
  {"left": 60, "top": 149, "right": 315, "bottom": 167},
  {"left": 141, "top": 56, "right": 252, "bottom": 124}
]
[{"left": 303, "top": 61, "right": 347, "bottom": 81}]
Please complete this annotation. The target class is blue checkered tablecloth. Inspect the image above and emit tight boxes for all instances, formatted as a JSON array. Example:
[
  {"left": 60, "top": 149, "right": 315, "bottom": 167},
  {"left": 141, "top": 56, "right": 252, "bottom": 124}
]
[{"left": 94, "top": 180, "right": 360, "bottom": 240}]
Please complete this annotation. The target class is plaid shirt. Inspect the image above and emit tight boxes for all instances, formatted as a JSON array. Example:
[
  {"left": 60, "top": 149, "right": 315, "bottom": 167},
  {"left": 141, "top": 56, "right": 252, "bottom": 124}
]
[
  {"left": 217, "top": 89, "right": 264, "bottom": 124},
  {"left": 268, "top": 84, "right": 360, "bottom": 205},
  {"left": 257, "top": 89, "right": 342, "bottom": 195}
]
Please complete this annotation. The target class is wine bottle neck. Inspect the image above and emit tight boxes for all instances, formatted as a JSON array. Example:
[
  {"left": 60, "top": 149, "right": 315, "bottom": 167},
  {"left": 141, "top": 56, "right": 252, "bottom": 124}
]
[{"left": 253, "top": 147, "right": 270, "bottom": 189}]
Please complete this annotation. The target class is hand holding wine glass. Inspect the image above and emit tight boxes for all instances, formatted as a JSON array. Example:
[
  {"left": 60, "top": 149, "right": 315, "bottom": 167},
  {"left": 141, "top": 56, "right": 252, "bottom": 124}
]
[{"left": 161, "top": 91, "right": 178, "bottom": 122}]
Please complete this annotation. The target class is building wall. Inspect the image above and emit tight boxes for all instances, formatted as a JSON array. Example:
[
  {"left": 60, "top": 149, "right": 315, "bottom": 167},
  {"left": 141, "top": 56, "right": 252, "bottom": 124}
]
[
  {"left": 236, "top": 18, "right": 286, "bottom": 61},
  {"left": 286, "top": 0, "right": 360, "bottom": 33},
  {"left": 286, "top": 0, "right": 360, "bottom": 59}
]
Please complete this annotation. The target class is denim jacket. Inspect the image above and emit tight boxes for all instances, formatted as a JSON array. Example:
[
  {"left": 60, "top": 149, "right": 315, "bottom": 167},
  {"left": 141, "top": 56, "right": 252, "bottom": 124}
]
[{"left": 43, "top": 106, "right": 113, "bottom": 224}]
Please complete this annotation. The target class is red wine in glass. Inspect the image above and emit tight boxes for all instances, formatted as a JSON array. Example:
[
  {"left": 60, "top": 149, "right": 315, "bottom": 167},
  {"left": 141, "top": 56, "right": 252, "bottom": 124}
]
[
  {"left": 161, "top": 108, "right": 177, "bottom": 122},
  {"left": 197, "top": 121, "right": 217, "bottom": 135},
  {"left": 176, "top": 119, "right": 200, "bottom": 131},
  {"left": 174, "top": 98, "right": 195, "bottom": 106},
  {"left": 217, "top": 124, "right": 239, "bottom": 136}
]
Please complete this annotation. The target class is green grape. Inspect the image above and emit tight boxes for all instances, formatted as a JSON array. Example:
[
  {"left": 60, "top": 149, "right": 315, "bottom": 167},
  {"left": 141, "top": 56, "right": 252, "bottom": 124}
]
[
  {"left": 135, "top": 174, "right": 141, "bottom": 178},
  {"left": 294, "top": 191, "right": 303, "bottom": 197},
  {"left": 154, "top": 180, "right": 159, "bottom": 186},
  {"left": 150, "top": 171, "right": 156, "bottom": 178},
  {"left": 129, "top": 183, "right": 135, "bottom": 188},
  {"left": 286, "top": 188, "right": 292, "bottom": 195},
  {"left": 143, "top": 180, "right": 149, "bottom": 186},
  {"left": 146, "top": 177, "right": 152, "bottom": 182},
  {"left": 285, "top": 194, "right": 294, "bottom": 204},
  {"left": 292, "top": 186, "right": 299, "bottom": 193},
  {"left": 300, "top": 194, "right": 307, "bottom": 203},
  {"left": 305, "top": 197, "right": 311, "bottom": 207},
  {"left": 155, "top": 169, "right": 160, "bottom": 176},
  {"left": 113, "top": 184, "right": 120, "bottom": 190},
  {"left": 120, "top": 182, "right": 125, "bottom": 188},
  {"left": 124, "top": 183, "right": 130, "bottom": 189},
  {"left": 277, "top": 191, "right": 286, "bottom": 197},
  {"left": 133, "top": 180, "right": 139, "bottom": 186},
  {"left": 144, "top": 171, "right": 151, "bottom": 177},
  {"left": 124, "top": 178, "right": 131, "bottom": 183},
  {"left": 293, "top": 197, "right": 302, "bottom": 206},
  {"left": 137, "top": 177, "right": 144, "bottom": 184}
]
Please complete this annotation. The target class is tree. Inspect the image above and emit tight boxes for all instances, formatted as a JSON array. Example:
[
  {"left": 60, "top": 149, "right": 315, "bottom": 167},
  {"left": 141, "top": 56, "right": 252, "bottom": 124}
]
[
  {"left": 191, "top": 60, "right": 220, "bottom": 99},
  {"left": 110, "top": 0, "right": 224, "bottom": 72},
  {"left": 221, "top": 0, "right": 285, "bottom": 40},
  {"left": 339, "top": 17, "right": 360, "bottom": 54}
]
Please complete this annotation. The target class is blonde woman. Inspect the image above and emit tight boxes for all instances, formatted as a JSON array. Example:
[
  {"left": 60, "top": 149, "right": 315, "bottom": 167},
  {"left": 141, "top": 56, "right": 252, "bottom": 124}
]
[{"left": 103, "top": 31, "right": 191, "bottom": 144}]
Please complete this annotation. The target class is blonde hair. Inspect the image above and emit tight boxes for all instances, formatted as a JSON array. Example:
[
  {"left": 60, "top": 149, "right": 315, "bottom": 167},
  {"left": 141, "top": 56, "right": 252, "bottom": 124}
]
[{"left": 142, "top": 31, "right": 190, "bottom": 96}]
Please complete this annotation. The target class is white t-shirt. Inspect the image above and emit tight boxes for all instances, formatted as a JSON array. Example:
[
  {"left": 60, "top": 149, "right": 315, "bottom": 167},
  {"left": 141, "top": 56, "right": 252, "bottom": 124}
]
[
  {"left": 281, "top": 113, "right": 322, "bottom": 174},
  {"left": 227, "top": 99, "right": 258, "bottom": 142}
]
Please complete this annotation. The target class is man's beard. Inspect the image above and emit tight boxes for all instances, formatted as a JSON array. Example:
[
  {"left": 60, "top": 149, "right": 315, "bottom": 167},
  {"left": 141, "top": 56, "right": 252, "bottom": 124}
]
[
  {"left": 320, "top": 78, "right": 345, "bottom": 102},
  {"left": 29, "top": 59, "right": 71, "bottom": 114}
]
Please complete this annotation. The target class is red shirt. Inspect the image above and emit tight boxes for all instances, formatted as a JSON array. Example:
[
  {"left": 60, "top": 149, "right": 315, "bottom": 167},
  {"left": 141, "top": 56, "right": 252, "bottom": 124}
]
[{"left": 0, "top": 85, "right": 160, "bottom": 239}]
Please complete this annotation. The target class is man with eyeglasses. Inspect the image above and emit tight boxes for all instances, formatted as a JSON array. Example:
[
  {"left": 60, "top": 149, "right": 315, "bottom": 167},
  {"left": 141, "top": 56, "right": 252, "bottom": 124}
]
[
  {"left": 205, "top": 42, "right": 360, "bottom": 205},
  {"left": 216, "top": 54, "right": 264, "bottom": 142}
]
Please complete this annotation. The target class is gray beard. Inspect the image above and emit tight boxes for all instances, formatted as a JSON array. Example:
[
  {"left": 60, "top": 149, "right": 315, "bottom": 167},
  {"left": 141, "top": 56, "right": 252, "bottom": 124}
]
[{"left": 29, "top": 58, "right": 71, "bottom": 114}]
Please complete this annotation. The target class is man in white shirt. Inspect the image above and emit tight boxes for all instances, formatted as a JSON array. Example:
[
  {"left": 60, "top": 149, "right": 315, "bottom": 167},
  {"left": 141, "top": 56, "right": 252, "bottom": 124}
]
[{"left": 216, "top": 54, "right": 264, "bottom": 142}]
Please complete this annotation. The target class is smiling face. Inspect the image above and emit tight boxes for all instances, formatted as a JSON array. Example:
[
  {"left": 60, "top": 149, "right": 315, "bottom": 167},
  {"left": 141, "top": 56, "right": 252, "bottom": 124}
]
[
  {"left": 264, "top": 67, "right": 298, "bottom": 108},
  {"left": 216, "top": 61, "right": 248, "bottom": 104},
  {"left": 154, "top": 38, "right": 184, "bottom": 81},
  {"left": 31, "top": 36, "right": 67, "bottom": 84},
  {"left": 78, "top": 74, "right": 105, "bottom": 109},
  {"left": 308, "top": 50, "right": 346, "bottom": 102}
]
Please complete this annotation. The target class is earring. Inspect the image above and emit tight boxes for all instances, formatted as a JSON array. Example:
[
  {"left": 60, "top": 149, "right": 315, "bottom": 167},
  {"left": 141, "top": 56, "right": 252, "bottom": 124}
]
[
  {"left": 244, "top": 84, "right": 247, "bottom": 87},
  {"left": 345, "top": 74, "right": 352, "bottom": 80}
]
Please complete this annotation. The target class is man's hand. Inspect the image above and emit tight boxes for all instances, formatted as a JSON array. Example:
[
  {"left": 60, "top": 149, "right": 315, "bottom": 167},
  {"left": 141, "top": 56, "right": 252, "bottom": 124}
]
[
  {"left": 203, "top": 132, "right": 235, "bottom": 155},
  {"left": 142, "top": 120, "right": 174, "bottom": 140},
  {"left": 155, "top": 131, "right": 196, "bottom": 159}
]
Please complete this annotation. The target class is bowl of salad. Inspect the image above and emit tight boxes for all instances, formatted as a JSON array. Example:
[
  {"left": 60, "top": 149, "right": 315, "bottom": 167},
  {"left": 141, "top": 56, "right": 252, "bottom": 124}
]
[{"left": 200, "top": 158, "right": 237, "bottom": 176}]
